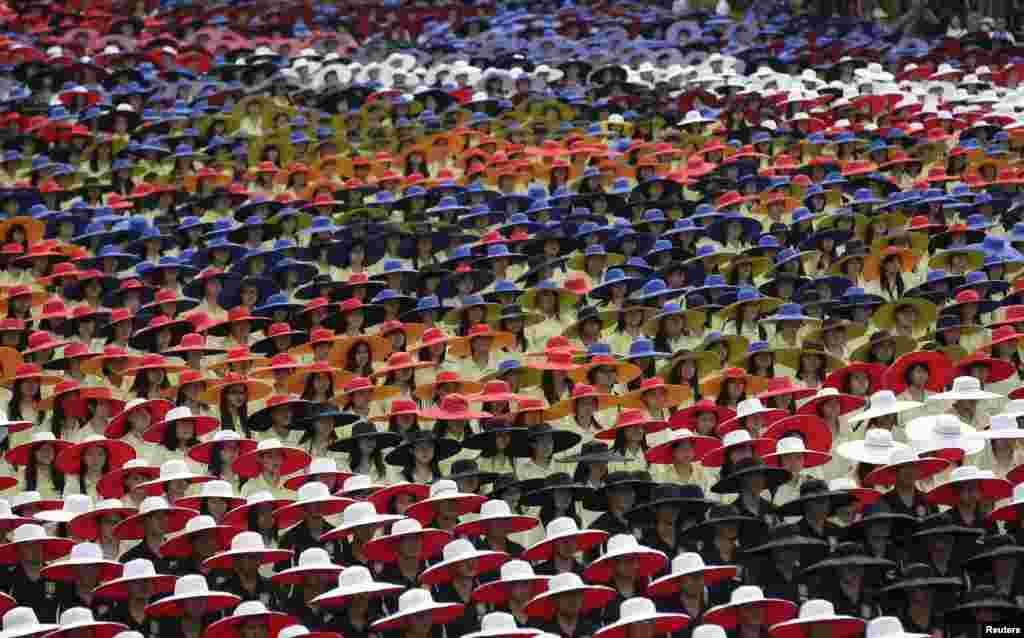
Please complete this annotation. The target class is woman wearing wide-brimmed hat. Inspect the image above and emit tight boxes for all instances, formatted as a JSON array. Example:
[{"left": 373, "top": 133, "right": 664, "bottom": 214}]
[
  {"left": 524, "top": 571, "right": 616, "bottom": 636},
  {"left": 313, "top": 565, "right": 404, "bottom": 638},
  {"left": 55, "top": 434, "right": 136, "bottom": 499}
]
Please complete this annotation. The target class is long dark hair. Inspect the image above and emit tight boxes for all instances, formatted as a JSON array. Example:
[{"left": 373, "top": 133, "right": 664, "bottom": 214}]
[
  {"left": 348, "top": 439, "right": 387, "bottom": 479},
  {"left": 26, "top": 447, "right": 64, "bottom": 493},
  {"left": 131, "top": 371, "right": 170, "bottom": 398},
  {"left": 541, "top": 370, "right": 573, "bottom": 405},
  {"left": 10, "top": 379, "right": 42, "bottom": 421},
  {"left": 301, "top": 373, "right": 335, "bottom": 401},
  {"left": 77, "top": 454, "right": 111, "bottom": 495},
  {"left": 345, "top": 341, "right": 375, "bottom": 377},
  {"left": 160, "top": 419, "right": 200, "bottom": 452},
  {"left": 220, "top": 394, "right": 251, "bottom": 438}
]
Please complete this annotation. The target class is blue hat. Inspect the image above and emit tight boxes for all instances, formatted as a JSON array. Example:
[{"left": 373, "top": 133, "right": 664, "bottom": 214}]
[{"left": 623, "top": 338, "right": 671, "bottom": 361}]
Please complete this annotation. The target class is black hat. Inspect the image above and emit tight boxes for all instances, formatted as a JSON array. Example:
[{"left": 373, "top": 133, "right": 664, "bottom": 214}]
[
  {"left": 328, "top": 420, "right": 404, "bottom": 453},
  {"left": 462, "top": 420, "right": 530, "bottom": 452},
  {"left": 245, "top": 397, "right": 320, "bottom": 432},
  {"left": 521, "top": 472, "right": 593, "bottom": 507},
  {"left": 776, "top": 479, "right": 856, "bottom": 518},
  {"left": 626, "top": 484, "right": 713, "bottom": 525},
  {"left": 802, "top": 542, "right": 897, "bottom": 574},
  {"left": 490, "top": 474, "right": 546, "bottom": 501},
  {"left": 583, "top": 471, "right": 655, "bottom": 512},
  {"left": 296, "top": 406, "right": 363, "bottom": 431},
  {"left": 845, "top": 501, "right": 918, "bottom": 541},
  {"left": 880, "top": 563, "right": 963, "bottom": 594},
  {"left": 742, "top": 524, "right": 829, "bottom": 555},
  {"left": 509, "top": 423, "right": 582, "bottom": 457},
  {"left": 688, "top": 504, "right": 765, "bottom": 540},
  {"left": 557, "top": 441, "right": 627, "bottom": 464},
  {"left": 944, "top": 585, "right": 1021, "bottom": 626},
  {"left": 384, "top": 431, "right": 462, "bottom": 467},
  {"left": 964, "top": 534, "right": 1024, "bottom": 569},
  {"left": 912, "top": 513, "right": 986, "bottom": 540},
  {"left": 446, "top": 459, "right": 499, "bottom": 485},
  {"left": 711, "top": 457, "right": 791, "bottom": 495}
]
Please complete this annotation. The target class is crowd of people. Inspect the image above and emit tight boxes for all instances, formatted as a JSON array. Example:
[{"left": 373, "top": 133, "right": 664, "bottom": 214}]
[{"left": 1, "top": 1, "right": 1024, "bottom": 638}]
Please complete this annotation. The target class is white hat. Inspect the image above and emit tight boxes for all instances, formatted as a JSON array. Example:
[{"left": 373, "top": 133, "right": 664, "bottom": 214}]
[
  {"left": 978, "top": 414, "right": 1024, "bottom": 439},
  {"left": 926, "top": 465, "right": 1011, "bottom": 506},
  {"left": 703, "top": 586, "right": 798, "bottom": 629},
  {"left": 455, "top": 499, "right": 539, "bottom": 537},
  {"left": 35, "top": 494, "right": 92, "bottom": 523},
  {"left": 48, "top": 608, "right": 126, "bottom": 638},
  {"left": 523, "top": 572, "right": 616, "bottom": 620},
  {"left": 846, "top": 391, "right": 922, "bottom": 424},
  {"left": 594, "top": 598, "right": 690, "bottom": 638},
  {"left": 313, "top": 565, "right": 404, "bottom": 608},
  {"left": 522, "top": 516, "right": 609, "bottom": 561},
  {"left": 768, "top": 599, "right": 864, "bottom": 638},
  {"left": 40, "top": 542, "right": 121, "bottom": 582},
  {"left": 113, "top": 496, "right": 197, "bottom": 540},
  {"left": 175, "top": 479, "right": 244, "bottom": 510},
  {"left": 928, "top": 376, "right": 1003, "bottom": 402},
  {"left": 0, "top": 524, "right": 73, "bottom": 563},
  {"left": 337, "top": 474, "right": 386, "bottom": 497},
  {"left": 764, "top": 437, "right": 831, "bottom": 469},
  {"left": 93, "top": 558, "right": 175, "bottom": 601},
  {"left": 420, "top": 538, "right": 508, "bottom": 586},
  {"left": 906, "top": 414, "right": 983, "bottom": 456},
  {"left": 371, "top": 587, "right": 465, "bottom": 631},
  {"left": 203, "top": 601, "right": 293, "bottom": 638},
  {"left": 203, "top": 531, "right": 293, "bottom": 569},
  {"left": 271, "top": 547, "right": 343, "bottom": 585},
  {"left": 647, "top": 553, "right": 738, "bottom": 597},
  {"left": 144, "top": 574, "right": 241, "bottom": 618},
  {"left": 464, "top": 612, "right": 542, "bottom": 638},
  {"left": 137, "top": 459, "right": 212, "bottom": 495},
  {"left": 692, "top": 627, "right": 727, "bottom": 638},
  {"left": 321, "top": 501, "right": 402, "bottom": 541},
  {"left": 584, "top": 534, "right": 667, "bottom": 583},
  {"left": 837, "top": 429, "right": 909, "bottom": 465},
  {"left": 0, "top": 608, "right": 57, "bottom": 638},
  {"left": 865, "top": 617, "right": 928, "bottom": 638},
  {"left": 282, "top": 457, "right": 351, "bottom": 490},
  {"left": 273, "top": 481, "right": 354, "bottom": 528},
  {"left": 471, "top": 560, "right": 550, "bottom": 605},
  {"left": 363, "top": 517, "right": 452, "bottom": 563}
]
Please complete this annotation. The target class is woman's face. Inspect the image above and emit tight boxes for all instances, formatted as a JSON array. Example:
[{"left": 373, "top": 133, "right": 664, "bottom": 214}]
[
  {"left": 673, "top": 441, "right": 695, "bottom": 464},
  {"left": 413, "top": 441, "right": 435, "bottom": 465},
  {"left": 34, "top": 443, "right": 55, "bottom": 465},
  {"left": 175, "top": 420, "right": 195, "bottom": 442}
]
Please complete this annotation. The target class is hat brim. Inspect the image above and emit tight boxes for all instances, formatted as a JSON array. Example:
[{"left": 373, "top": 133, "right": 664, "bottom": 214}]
[
  {"left": 0, "top": 536, "right": 74, "bottom": 563},
  {"left": 769, "top": 616, "right": 865, "bottom": 638},
  {"left": 232, "top": 447, "right": 311, "bottom": 479},
  {"left": 405, "top": 493, "right": 488, "bottom": 526},
  {"left": 188, "top": 438, "right": 259, "bottom": 465},
  {"left": 862, "top": 457, "right": 950, "bottom": 487},
  {"left": 364, "top": 527, "right": 453, "bottom": 562},
  {"left": 927, "top": 477, "right": 1011, "bottom": 506},
  {"left": 312, "top": 581, "right": 406, "bottom": 607},
  {"left": 646, "top": 565, "right": 738, "bottom": 597},
  {"left": 113, "top": 507, "right": 196, "bottom": 540},
  {"left": 522, "top": 528, "right": 609, "bottom": 562},
  {"left": 420, "top": 549, "right": 508, "bottom": 585},
  {"left": 711, "top": 465, "right": 791, "bottom": 495},
  {"left": 703, "top": 598, "right": 798, "bottom": 629},
  {"left": 54, "top": 439, "right": 137, "bottom": 474},
  {"left": 523, "top": 584, "right": 617, "bottom": 620},
  {"left": 93, "top": 573, "right": 177, "bottom": 601},
  {"left": 583, "top": 548, "right": 667, "bottom": 582},
  {"left": 203, "top": 546, "right": 294, "bottom": 569}
]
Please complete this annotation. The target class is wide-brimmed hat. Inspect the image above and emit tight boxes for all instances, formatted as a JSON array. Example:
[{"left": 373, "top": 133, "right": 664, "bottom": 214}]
[
  {"left": 312, "top": 565, "right": 404, "bottom": 607},
  {"left": 272, "top": 481, "right": 355, "bottom": 528},
  {"left": 4, "top": 432, "right": 72, "bottom": 467},
  {"left": 700, "top": 367, "right": 769, "bottom": 398},
  {"left": 625, "top": 483, "right": 712, "bottom": 523},
  {"left": 803, "top": 541, "right": 897, "bottom": 575},
  {"left": 768, "top": 599, "right": 865, "bottom": 638},
  {"left": 846, "top": 391, "right": 922, "bottom": 425},
  {"left": 203, "top": 600, "right": 294, "bottom": 638},
  {"left": 862, "top": 447, "right": 951, "bottom": 487},
  {"left": 703, "top": 585, "right": 798, "bottom": 628},
  {"left": 929, "top": 375, "right": 1003, "bottom": 401},
  {"left": 716, "top": 398, "right": 788, "bottom": 436},
  {"left": 203, "top": 531, "right": 294, "bottom": 569},
  {"left": 700, "top": 429, "right": 774, "bottom": 468},
  {"left": 199, "top": 372, "right": 273, "bottom": 404},
  {"left": 646, "top": 552, "right": 739, "bottom": 598},
  {"left": 159, "top": 514, "right": 243, "bottom": 559},
  {"left": 404, "top": 479, "right": 488, "bottom": 525},
  {"left": 144, "top": 574, "right": 241, "bottom": 617},
  {"left": 668, "top": 400, "right": 737, "bottom": 430},
  {"left": 53, "top": 435, "right": 135, "bottom": 474},
  {"left": 523, "top": 572, "right": 616, "bottom": 620},
  {"left": 926, "top": 465, "right": 1011, "bottom": 506},
  {"left": 104, "top": 398, "right": 174, "bottom": 438},
  {"left": 880, "top": 562, "right": 963, "bottom": 597},
  {"left": 455, "top": 499, "right": 540, "bottom": 537},
  {"left": 584, "top": 471, "right": 655, "bottom": 511},
  {"left": 321, "top": 501, "right": 402, "bottom": 542},
  {"left": 39, "top": 541, "right": 122, "bottom": 583},
  {"left": 712, "top": 457, "right": 791, "bottom": 495},
  {"left": 232, "top": 438, "right": 311, "bottom": 479},
  {"left": 46, "top": 608, "right": 126, "bottom": 638},
  {"left": 137, "top": 459, "right": 213, "bottom": 496},
  {"left": 943, "top": 585, "right": 1022, "bottom": 626},
  {"left": 91, "top": 557, "right": 176, "bottom": 601},
  {"left": 270, "top": 547, "right": 344, "bottom": 586},
  {"left": 583, "top": 533, "right": 667, "bottom": 583},
  {"left": 384, "top": 431, "right": 462, "bottom": 468},
  {"left": 66, "top": 498, "right": 137, "bottom": 541},
  {"left": 882, "top": 351, "right": 952, "bottom": 394},
  {"left": 765, "top": 436, "right": 832, "bottom": 470},
  {"left": 0, "top": 607, "right": 58, "bottom": 638},
  {"left": 0, "top": 523, "right": 74, "bottom": 564},
  {"left": 142, "top": 406, "right": 221, "bottom": 443},
  {"left": 363, "top": 517, "right": 452, "bottom": 562},
  {"left": 371, "top": 587, "right": 465, "bottom": 631},
  {"left": 188, "top": 430, "right": 259, "bottom": 466},
  {"left": 522, "top": 516, "right": 609, "bottom": 562},
  {"left": 594, "top": 597, "right": 690, "bottom": 638},
  {"left": 420, "top": 537, "right": 509, "bottom": 585},
  {"left": 871, "top": 297, "right": 939, "bottom": 334},
  {"left": 543, "top": 383, "right": 616, "bottom": 419},
  {"left": 419, "top": 393, "right": 494, "bottom": 421},
  {"left": 617, "top": 377, "right": 691, "bottom": 410},
  {"left": 113, "top": 496, "right": 197, "bottom": 540},
  {"left": 836, "top": 428, "right": 910, "bottom": 465},
  {"left": 472, "top": 560, "right": 550, "bottom": 605},
  {"left": 96, "top": 458, "right": 160, "bottom": 499}
]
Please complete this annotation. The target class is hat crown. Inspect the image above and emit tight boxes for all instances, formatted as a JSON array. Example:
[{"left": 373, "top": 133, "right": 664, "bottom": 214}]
[
  {"left": 279, "top": 626, "right": 311, "bottom": 638},
  {"left": 864, "top": 428, "right": 896, "bottom": 449},
  {"left": 297, "top": 547, "right": 334, "bottom": 567},
  {"left": 605, "top": 533, "right": 641, "bottom": 555},
  {"left": 931, "top": 414, "right": 967, "bottom": 437},
  {"left": 229, "top": 531, "right": 267, "bottom": 552},
  {"left": 122, "top": 558, "right": 156, "bottom": 579},
  {"left": 886, "top": 447, "right": 919, "bottom": 465},
  {"left": 949, "top": 376, "right": 982, "bottom": 393},
  {"left": 692, "top": 625, "right": 728, "bottom": 638},
  {"left": 12, "top": 523, "right": 46, "bottom": 542},
  {"left": 199, "top": 480, "right": 234, "bottom": 499},
  {"left": 722, "top": 429, "right": 754, "bottom": 447},
  {"left": 546, "top": 516, "right": 581, "bottom": 538},
  {"left": 2, "top": 607, "right": 45, "bottom": 633},
  {"left": 297, "top": 481, "right": 332, "bottom": 502},
  {"left": 776, "top": 436, "right": 808, "bottom": 454},
  {"left": 480, "top": 499, "right": 514, "bottom": 519},
  {"left": 159, "top": 459, "right": 192, "bottom": 478},
  {"left": 499, "top": 559, "right": 537, "bottom": 581},
  {"left": 442, "top": 538, "right": 476, "bottom": 562},
  {"left": 619, "top": 597, "right": 659, "bottom": 621},
  {"left": 548, "top": 571, "right": 585, "bottom": 593},
  {"left": 398, "top": 587, "right": 437, "bottom": 612},
  {"left": 307, "top": 457, "right": 339, "bottom": 474},
  {"left": 479, "top": 612, "right": 520, "bottom": 632},
  {"left": 68, "top": 541, "right": 104, "bottom": 562},
  {"left": 233, "top": 600, "right": 270, "bottom": 617},
  {"left": 429, "top": 479, "right": 459, "bottom": 498},
  {"left": 63, "top": 494, "right": 93, "bottom": 515},
  {"left": 183, "top": 515, "right": 217, "bottom": 534},
  {"left": 948, "top": 465, "right": 981, "bottom": 482},
  {"left": 735, "top": 398, "right": 768, "bottom": 418},
  {"left": 800, "top": 599, "right": 837, "bottom": 618},
  {"left": 343, "top": 474, "right": 375, "bottom": 493},
  {"left": 337, "top": 565, "right": 374, "bottom": 588},
  {"left": 869, "top": 390, "right": 898, "bottom": 408},
  {"left": 730, "top": 585, "right": 767, "bottom": 605},
  {"left": 391, "top": 518, "right": 424, "bottom": 535},
  {"left": 671, "top": 552, "right": 707, "bottom": 575},
  {"left": 164, "top": 406, "right": 195, "bottom": 421},
  {"left": 867, "top": 617, "right": 913, "bottom": 638},
  {"left": 342, "top": 501, "right": 379, "bottom": 524}
]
